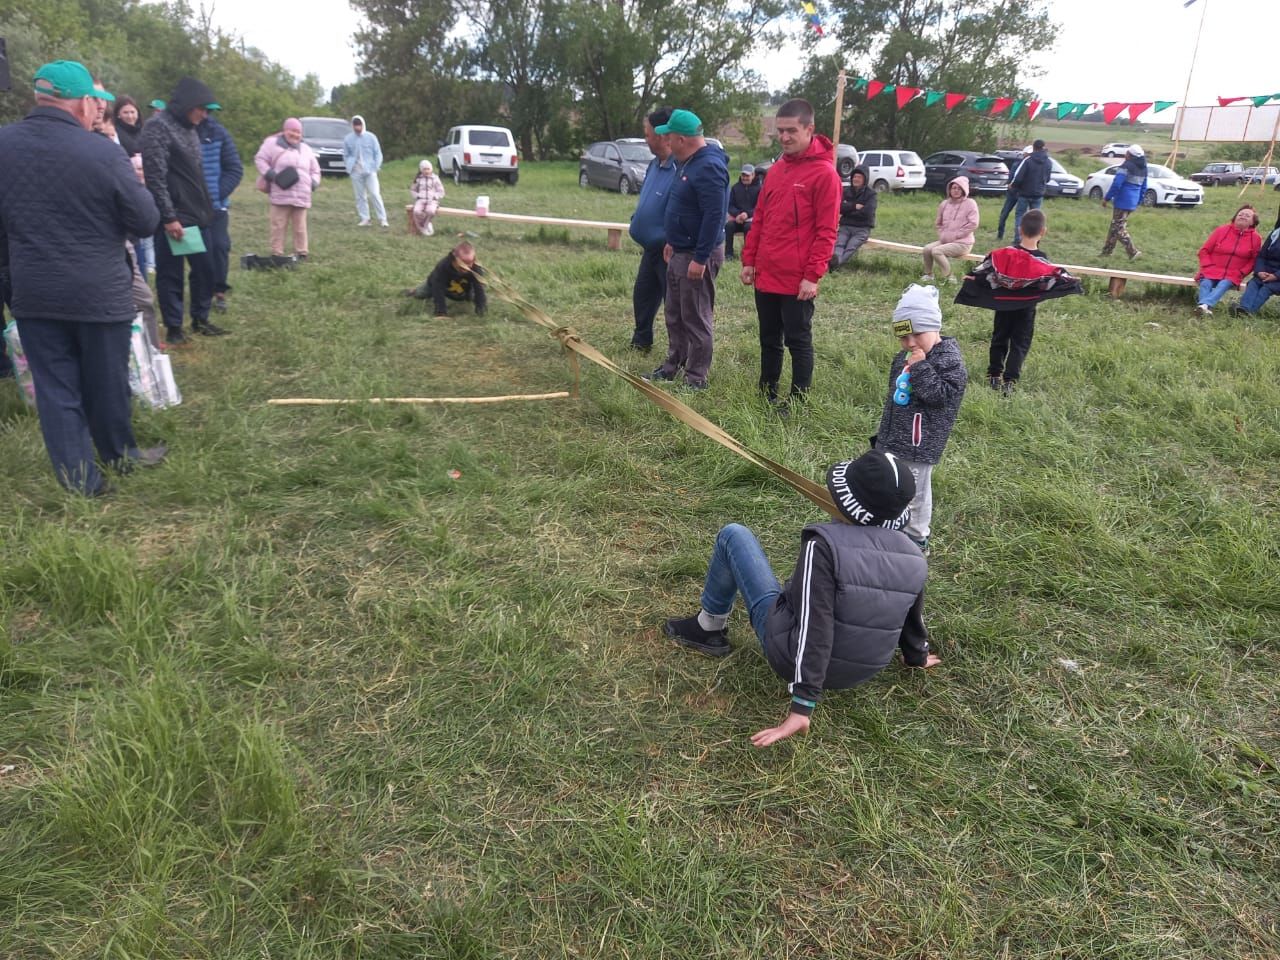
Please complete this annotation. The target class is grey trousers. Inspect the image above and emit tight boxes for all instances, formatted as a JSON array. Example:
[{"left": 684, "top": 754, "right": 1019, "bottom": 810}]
[
  {"left": 901, "top": 459, "right": 934, "bottom": 543},
  {"left": 658, "top": 246, "right": 724, "bottom": 387},
  {"left": 831, "top": 226, "right": 871, "bottom": 266}
]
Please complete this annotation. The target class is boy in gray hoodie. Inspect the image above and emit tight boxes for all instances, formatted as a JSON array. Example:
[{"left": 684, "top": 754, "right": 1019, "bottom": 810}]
[{"left": 874, "top": 284, "right": 967, "bottom": 554}]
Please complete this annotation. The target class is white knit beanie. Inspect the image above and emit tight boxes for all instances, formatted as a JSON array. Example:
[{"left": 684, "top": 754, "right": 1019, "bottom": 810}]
[{"left": 891, "top": 284, "right": 943, "bottom": 335}]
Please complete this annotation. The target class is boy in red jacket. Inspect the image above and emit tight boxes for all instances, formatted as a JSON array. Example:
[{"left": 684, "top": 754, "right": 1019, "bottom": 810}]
[{"left": 740, "top": 98, "right": 841, "bottom": 414}]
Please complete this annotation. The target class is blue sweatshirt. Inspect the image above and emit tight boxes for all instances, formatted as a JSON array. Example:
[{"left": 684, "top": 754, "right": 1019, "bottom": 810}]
[
  {"left": 663, "top": 143, "right": 729, "bottom": 263},
  {"left": 628, "top": 154, "right": 678, "bottom": 250}
]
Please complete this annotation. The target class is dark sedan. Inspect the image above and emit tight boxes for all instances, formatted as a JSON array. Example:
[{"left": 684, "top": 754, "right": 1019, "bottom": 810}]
[
  {"left": 579, "top": 139, "right": 653, "bottom": 195},
  {"left": 922, "top": 150, "right": 1009, "bottom": 195}
]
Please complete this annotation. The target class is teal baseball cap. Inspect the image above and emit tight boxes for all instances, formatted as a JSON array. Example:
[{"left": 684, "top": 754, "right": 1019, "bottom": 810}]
[
  {"left": 92, "top": 83, "right": 116, "bottom": 103},
  {"left": 655, "top": 108, "right": 703, "bottom": 136},
  {"left": 33, "top": 60, "right": 98, "bottom": 99},
  {"left": 150, "top": 99, "right": 166, "bottom": 109}
]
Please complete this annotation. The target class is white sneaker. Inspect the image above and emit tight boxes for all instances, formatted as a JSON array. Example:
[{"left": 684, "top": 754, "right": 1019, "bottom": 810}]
[
  {"left": 425, "top": 222, "right": 434, "bottom": 236},
  {"left": 379, "top": 221, "right": 389, "bottom": 228},
  {"left": 357, "top": 219, "right": 371, "bottom": 227},
  {"left": 920, "top": 274, "right": 934, "bottom": 282},
  {"left": 1195, "top": 304, "right": 1212, "bottom": 318}
]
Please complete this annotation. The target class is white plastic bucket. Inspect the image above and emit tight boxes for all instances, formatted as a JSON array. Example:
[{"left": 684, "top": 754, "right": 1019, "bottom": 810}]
[{"left": 475, "top": 195, "right": 490, "bottom": 216}]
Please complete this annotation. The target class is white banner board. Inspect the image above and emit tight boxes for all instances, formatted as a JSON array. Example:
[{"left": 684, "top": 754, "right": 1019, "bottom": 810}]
[{"left": 1175, "top": 104, "right": 1280, "bottom": 142}]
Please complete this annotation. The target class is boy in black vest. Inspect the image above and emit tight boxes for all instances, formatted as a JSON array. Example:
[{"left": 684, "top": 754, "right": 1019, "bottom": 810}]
[
  {"left": 404, "top": 241, "right": 487, "bottom": 317},
  {"left": 663, "top": 449, "right": 939, "bottom": 747}
]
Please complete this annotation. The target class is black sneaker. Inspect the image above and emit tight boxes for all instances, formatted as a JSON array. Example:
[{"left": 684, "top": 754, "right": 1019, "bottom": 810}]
[
  {"left": 165, "top": 329, "right": 189, "bottom": 346},
  {"left": 642, "top": 368, "right": 676, "bottom": 382},
  {"left": 1001, "top": 379, "right": 1017, "bottom": 396},
  {"left": 628, "top": 342, "right": 652, "bottom": 354},
  {"left": 194, "top": 321, "right": 230, "bottom": 337},
  {"left": 664, "top": 615, "right": 730, "bottom": 657},
  {"left": 212, "top": 294, "right": 227, "bottom": 312},
  {"left": 988, "top": 375, "right": 1002, "bottom": 391}
]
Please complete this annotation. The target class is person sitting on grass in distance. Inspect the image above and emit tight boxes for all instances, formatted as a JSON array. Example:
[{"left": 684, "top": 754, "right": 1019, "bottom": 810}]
[
  {"left": 1232, "top": 201, "right": 1280, "bottom": 317},
  {"left": 954, "top": 208, "right": 1083, "bottom": 395},
  {"left": 1193, "top": 204, "right": 1261, "bottom": 318},
  {"left": 875, "top": 284, "right": 967, "bottom": 557},
  {"left": 830, "top": 165, "right": 876, "bottom": 269},
  {"left": 405, "top": 241, "right": 486, "bottom": 318},
  {"left": 663, "top": 448, "right": 939, "bottom": 748}
]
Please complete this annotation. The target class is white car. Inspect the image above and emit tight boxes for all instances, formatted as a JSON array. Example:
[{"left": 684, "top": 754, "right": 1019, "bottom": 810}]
[
  {"left": 1099, "top": 142, "right": 1131, "bottom": 158},
  {"left": 438, "top": 124, "right": 519, "bottom": 185},
  {"left": 1083, "top": 163, "right": 1203, "bottom": 207},
  {"left": 857, "top": 149, "right": 926, "bottom": 191}
]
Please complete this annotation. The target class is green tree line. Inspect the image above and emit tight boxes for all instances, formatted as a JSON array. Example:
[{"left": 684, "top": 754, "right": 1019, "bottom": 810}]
[{"left": 2, "top": 0, "right": 323, "bottom": 159}]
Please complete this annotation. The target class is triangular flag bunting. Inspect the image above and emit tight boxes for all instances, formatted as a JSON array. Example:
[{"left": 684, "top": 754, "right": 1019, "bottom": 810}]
[
  {"left": 1102, "top": 102, "right": 1126, "bottom": 124},
  {"left": 1056, "top": 102, "right": 1076, "bottom": 120},
  {"left": 925, "top": 90, "right": 944, "bottom": 108},
  {"left": 1218, "top": 97, "right": 1245, "bottom": 106},
  {"left": 852, "top": 77, "right": 868, "bottom": 92},
  {"left": 1071, "top": 103, "right": 1092, "bottom": 119},
  {"left": 1008, "top": 98, "right": 1027, "bottom": 120},
  {"left": 972, "top": 96, "right": 994, "bottom": 112},
  {"left": 990, "top": 97, "right": 1014, "bottom": 116},
  {"left": 867, "top": 80, "right": 885, "bottom": 100},
  {"left": 1026, "top": 100, "right": 1042, "bottom": 121},
  {"left": 1253, "top": 95, "right": 1272, "bottom": 108},
  {"left": 1153, "top": 100, "right": 1176, "bottom": 113},
  {"left": 895, "top": 86, "right": 921, "bottom": 110},
  {"left": 882, "top": 84, "right": 897, "bottom": 97},
  {"left": 1127, "top": 102, "right": 1153, "bottom": 123},
  {"left": 944, "top": 92, "right": 966, "bottom": 111}
]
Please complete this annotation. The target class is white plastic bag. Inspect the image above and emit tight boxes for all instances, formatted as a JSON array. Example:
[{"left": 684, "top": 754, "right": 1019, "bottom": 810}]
[
  {"left": 2, "top": 320, "right": 36, "bottom": 407},
  {"left": 128, "top": 316, "right": 181, "bottom": 408}
]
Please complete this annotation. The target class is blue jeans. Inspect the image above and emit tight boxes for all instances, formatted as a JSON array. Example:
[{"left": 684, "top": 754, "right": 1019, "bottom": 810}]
[
  {"left": 1014, "top": 195, "right": 1042, "bottom": 237},
  {"left": 700, "top": 524, "right": 782, "bottom": 642},
  {"left": 207, "top": 208, "right": 232, "bottom": 294},
  {"left": 1198, "top": 277, "right": 1234, "bottom": 309},
  {"left": 996, "top": 192, "right": 1018, "bottom": 239},
  {"left": 1239, "top": 277, "right": 1276, "bottom": 314}
]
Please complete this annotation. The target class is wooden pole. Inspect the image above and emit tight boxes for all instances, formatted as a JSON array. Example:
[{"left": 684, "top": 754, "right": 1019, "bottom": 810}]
[
  {"left": 1241, "top": 106, "right": 1280, "bottom": 199},
  {"left": 832, "top": 69, "right": 847, "bottom": 164},
  {"left": 1167, "top": 0, "right": 1210, "bottom": 170},
  {"left": 268, "top": 393, "right": 572, "bottom": 406}
]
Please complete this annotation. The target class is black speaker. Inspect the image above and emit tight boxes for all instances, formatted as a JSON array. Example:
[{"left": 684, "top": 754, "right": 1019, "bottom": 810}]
[{"left": 0, "top": 39, "right": 11, "bottom": 92}]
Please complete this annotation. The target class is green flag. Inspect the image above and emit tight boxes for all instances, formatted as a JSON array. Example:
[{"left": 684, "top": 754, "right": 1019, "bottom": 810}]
[
  {"left": 852, "top": 77, "right": 868, "bottom": 92},
  {"left": 1153, "top": 100, "right": 1176, "bottom": 113},
  {"left": 1008, "top": 98, "right": 1026, "bottom": 120},
  {"left": 1071, "top": 103, "right": 1092, "bottom": 119},
  {"left": 925, "top": 90, "right": 944, "bottom": 108},
  {"left": 972, "top": 96, "right": 994, "bottom": 112},
  {"left": 1254, "top": 95, "right": 1272, "bottom": 108},
  {"left": 1056, "top": 102, "right": 1076, "bottom": 120}
]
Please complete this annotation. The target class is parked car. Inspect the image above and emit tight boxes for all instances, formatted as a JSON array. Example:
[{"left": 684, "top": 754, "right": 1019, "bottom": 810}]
[
  {"left": 579, "top": 139, "right": 653, "bottom": 194},
  {"left": 1083, "top": 163, "right": 1203, "bottom": 206},
  {"left": 922, "top": 150, "right": 1009, "bottom": 195},
  {"left": 300, "top": 116, "right": 350, "bottom": 176},
  {"left": 994, "top": 150, "right": 1084, "bottom": 198},
  {"left": 835, "top": 144, "right": 860, "bottom": 178},
  {"left": 1242, "top": 166, "right": 1280, "bottom": 185},
  {"left": 438, "top": 124, "right": 519, "bottom": 185},
  {"left": 857, "top": 149, "right": 925, "bottom": 191},
  {"left": 1099, "top": 142, "right": 1131, "bottom": 158},
  {"left": 1190, "top": 161, "right": 1246, "bottom": 186}
]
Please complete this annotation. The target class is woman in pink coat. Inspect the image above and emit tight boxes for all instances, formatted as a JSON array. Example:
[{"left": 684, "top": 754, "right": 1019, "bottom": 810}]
[
  {"left": 922, "top": 176, "right": 979, "bottom": 283},
  {"left": 254, "top": 118, "right": 322, "bottom": 260},
  {"left": 410, "top": 159, "right": 446, "bottom": 236}
]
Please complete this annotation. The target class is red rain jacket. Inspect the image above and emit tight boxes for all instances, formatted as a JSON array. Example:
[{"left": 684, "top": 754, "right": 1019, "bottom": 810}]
[
  {"left": 742, "top": 134, "right": 842, "bottom": 295},
  {"left": 1196, "top": 222, "right": 1261, "bottom": 286}
]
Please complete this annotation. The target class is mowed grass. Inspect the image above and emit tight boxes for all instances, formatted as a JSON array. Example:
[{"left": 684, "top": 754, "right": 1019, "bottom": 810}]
[{"left": 1, "top": 159, "right": 1278, "bottom": 959}]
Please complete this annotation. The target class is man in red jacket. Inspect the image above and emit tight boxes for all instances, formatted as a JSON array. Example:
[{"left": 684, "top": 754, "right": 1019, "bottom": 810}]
[{"left": 740, "top": 98, "right": 841, "bottom": 414}]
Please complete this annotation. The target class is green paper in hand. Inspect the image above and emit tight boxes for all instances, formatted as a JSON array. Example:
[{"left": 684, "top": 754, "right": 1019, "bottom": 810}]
[{"left": 167, "top": 225, "right": 206, "bottom": 256}]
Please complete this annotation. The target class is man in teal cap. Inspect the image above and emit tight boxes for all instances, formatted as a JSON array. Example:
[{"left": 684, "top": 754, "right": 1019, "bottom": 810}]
[
  {"left": 644, "top": 108, "right": 728, "bottom": 391},
  {"left": 0, "top": 60, "right": 164, "bottom": 495}
]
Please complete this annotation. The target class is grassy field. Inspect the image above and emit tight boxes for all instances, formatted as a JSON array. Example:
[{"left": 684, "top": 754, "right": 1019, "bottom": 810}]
[{"left": 2, "top": 159, "right": 1278, "bottom": 959}]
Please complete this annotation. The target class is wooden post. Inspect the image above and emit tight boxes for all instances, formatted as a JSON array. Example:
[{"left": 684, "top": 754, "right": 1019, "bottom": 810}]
[
  {"left": 1241, "top": 106, "right": 1280, "bottom": 199},
  {"left": 1108, "top": 276, "right": 1128, "bottom": 299},
  {"left": 1166, "top": 0, "right": 1210, "bottom": 170},
  {"left": 832, "top": 69, "right": 847, "bottom": 163},
  {"left": 607, "top": 228, "right": 622, "bottom": 251}
]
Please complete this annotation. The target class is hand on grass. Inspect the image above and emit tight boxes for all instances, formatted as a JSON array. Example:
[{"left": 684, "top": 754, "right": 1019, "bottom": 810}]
[
  {"left": 918, "top": 654, "right": 942, "bottom": 668},
  {"left": 751, "top": 711, "right": 810, "bottom": 748}
]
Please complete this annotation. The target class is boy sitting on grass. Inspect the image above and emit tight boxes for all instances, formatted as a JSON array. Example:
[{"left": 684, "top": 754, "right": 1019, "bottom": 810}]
[
  {"left": 404, "top": 241, "right": 487, "bottom": 317},
  {"left": 663, "top": 448, "right": 940, "bottom": 748},
  {"left": 954, "top": 208, "right": 1082, "bottom": 394}
]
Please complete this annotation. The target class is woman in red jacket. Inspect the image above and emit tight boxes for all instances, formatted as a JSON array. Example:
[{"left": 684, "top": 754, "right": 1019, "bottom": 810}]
[{"left": 1195, "top": 205, "right": 1261, "bottom": 317}]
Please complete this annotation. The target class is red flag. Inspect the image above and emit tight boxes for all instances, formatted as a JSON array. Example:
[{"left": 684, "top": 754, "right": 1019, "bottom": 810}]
[
  {"left": 990, "top": 97, "right": 1014, "bottom": 116},
  {"left": 1102, "top": 102, "right": 1126, "bottom": 124},
  {"left": 1218, "top": 96, "right": 1246, "bottom": 106},
  {"left": 895, "top": 86, "right": 921, "bottom": 110},
  {"left": 867, "top": 80, "right": 885, "bottom": 100},
  {"left": 1026, "top": 99, "right": 1042, "bottom": 121},
  {"left": 944, "top": 92, "right": 966, "bottom": 111},
  {"left": 1127, "top": 102, "right": 1153, "bottom": 123}
]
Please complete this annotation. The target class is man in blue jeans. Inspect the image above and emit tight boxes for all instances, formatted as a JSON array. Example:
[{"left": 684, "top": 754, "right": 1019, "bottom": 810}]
[
  {"left": 1010, "top": 139, "right": 1051, "bottom": 238},
  {"left": 627, "top": 107, "right": 677, "bottom": 352},
  {"left": 664, "top": 448, "right": 940, "bottom": 747}
]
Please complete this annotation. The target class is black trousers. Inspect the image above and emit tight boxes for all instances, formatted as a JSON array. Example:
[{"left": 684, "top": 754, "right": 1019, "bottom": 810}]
[
  {"left": 631, "top": 244, "right": 667, "bottom": 347},
  {"left": 988, "top": 307, "right": 1036, "bottom": 381},
  {"left": 725, "top": 219, "right": 751, "bottom": 256},
  {"left": 153, "top": 227, "right": 215, "bottom": 332},
  {"left": 755, "top": 290, "right": 814, "bottom": 398}
]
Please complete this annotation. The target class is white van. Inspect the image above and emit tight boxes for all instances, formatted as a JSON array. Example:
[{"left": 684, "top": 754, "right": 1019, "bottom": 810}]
[{"left": 438, "top": 125, "right": 520, "bottom": 185}]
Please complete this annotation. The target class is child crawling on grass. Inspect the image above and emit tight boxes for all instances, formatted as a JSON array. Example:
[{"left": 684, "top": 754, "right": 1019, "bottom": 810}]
[
  {"left": 663, "top": 448, "right": 940, "bottom": 747},
  {"left": 404, "top": 241, "right": 487, "bottom": 317}
]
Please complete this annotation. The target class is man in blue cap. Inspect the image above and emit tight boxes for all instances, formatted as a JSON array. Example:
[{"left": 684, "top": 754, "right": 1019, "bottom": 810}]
[
  {"left": 645, "top": 108, "right": 729, "bottom": 391},
  {"left": 0, "top": 61, "right": 164, "bottom": 496}
]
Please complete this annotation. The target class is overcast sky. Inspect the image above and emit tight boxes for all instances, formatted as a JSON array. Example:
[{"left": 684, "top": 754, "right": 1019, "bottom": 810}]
[{"left": 204, "top": 0, "right": 1265, "bottom": 112}]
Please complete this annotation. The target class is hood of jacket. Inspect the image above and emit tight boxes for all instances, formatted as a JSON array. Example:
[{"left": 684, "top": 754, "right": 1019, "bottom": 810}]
[
  {"left": 779, "top": 133, "right": 835, "bottom": 168},
  {"left": 948, "top": 175, "right": 970, "bottom": 197},
  {"left": 851, "top": 164, "right": 870, "bottom": 187},
  {"left": 167, "top": 77, "right": 216, "bottom": 126}
]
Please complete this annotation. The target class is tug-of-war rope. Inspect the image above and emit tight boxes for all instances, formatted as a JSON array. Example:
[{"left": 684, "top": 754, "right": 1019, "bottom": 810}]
[{"left": 268, "top": 275, "right": 842, "bottom": 521}]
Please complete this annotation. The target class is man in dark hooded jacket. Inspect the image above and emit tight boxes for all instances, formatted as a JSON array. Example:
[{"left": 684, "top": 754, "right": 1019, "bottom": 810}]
[
  {"left": 830, "top": 165, "right": 877, "bottom": 268},
  {"left": 141, "top": 76, "right": 224, "bottom": 344},
  {"left": 1010, "top": 139, "right": 1052, "bottom": 238}
]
